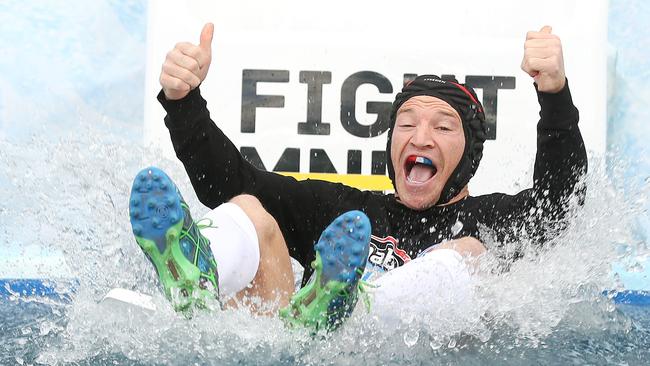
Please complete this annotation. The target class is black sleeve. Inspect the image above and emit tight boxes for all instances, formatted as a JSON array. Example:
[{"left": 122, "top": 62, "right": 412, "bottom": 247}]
[
  {"left": 478, "top": 79, "right": 587, "bottom": 250},
  {"left": 157, "top": 88, "right": 359, "bottom": 267}
]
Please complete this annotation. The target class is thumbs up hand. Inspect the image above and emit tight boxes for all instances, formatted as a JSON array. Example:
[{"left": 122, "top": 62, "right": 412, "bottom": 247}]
[
  {"left": 520, "top": 26, "right": 566, "bottom": 93},
  {"left": 160, "top": 23, "right": 214, "bottom": 100}
]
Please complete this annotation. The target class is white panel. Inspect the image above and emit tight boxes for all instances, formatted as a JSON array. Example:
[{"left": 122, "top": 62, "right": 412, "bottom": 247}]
[{"left": 145, "top": 0, "right": 607, "bottom": 195}]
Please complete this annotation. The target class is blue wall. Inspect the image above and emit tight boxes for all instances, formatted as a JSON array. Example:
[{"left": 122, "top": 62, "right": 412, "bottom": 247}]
[
  {"left": 608, "top": 0, "right": 650, "bottom": 234},
  {"left": 0, "top": 0, "right": 147, "bottom": 142}
]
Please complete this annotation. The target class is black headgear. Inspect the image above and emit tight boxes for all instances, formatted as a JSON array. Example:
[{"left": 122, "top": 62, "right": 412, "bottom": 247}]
[{"left": 386, "top": 75, "right": 487, "bottom": 205}]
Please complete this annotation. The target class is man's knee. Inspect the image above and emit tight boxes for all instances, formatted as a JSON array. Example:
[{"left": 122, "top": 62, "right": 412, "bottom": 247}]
[{"left": 229, "top": 194, "right": 281, "bottom": 242}]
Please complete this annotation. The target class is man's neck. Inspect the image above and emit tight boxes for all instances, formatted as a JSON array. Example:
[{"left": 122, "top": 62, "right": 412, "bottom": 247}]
[
  {"left": 437, "top": 186, "right": 470, "bottom": 207},
  {"left": 393, "top": 185, "right": 470, "bottom": 210}
]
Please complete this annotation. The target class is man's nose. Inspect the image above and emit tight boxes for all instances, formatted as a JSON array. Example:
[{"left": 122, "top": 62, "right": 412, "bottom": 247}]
[{"left": 410, "top": 124, "right": 434, "bottom": 148}]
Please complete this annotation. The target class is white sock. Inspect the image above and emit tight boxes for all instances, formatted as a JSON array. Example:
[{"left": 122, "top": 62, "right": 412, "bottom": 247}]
[{"left": 199, "top": 203, "right": 260, "bottom": 297}]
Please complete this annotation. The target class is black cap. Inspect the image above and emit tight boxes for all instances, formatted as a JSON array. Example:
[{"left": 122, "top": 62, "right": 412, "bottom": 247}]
[{"left": 386, "top": 75, "right": 488, "bottom": 205}]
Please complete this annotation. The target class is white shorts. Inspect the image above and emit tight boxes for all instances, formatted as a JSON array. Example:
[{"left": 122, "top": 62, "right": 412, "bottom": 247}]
[{"left": 200, "top": 203, "right": 260, "bottom": 296}]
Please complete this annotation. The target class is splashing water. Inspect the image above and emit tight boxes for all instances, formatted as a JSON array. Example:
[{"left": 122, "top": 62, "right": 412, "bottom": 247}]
[{"left": 2, "top": 125, "right": 650, "bottom": 365}]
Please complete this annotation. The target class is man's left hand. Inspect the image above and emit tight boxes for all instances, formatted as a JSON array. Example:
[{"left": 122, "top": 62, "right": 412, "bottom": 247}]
[{"left": 521, "top": 25, "right": 566, "bottom": 93}]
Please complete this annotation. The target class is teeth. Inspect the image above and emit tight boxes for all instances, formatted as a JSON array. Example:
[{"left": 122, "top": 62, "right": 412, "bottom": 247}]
[{"left": 407, "top": 175, "right": 425, "bottom": 184}]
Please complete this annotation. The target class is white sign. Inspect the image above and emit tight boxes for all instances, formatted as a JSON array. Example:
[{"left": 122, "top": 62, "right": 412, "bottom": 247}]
[{"left": 145, "top": 0, "right": 607, "bottom": 194}]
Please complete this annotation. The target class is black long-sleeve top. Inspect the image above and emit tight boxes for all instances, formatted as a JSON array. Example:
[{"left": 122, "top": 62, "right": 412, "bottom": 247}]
[{"left": 159, "top": 81, "right": 587, "bottom": 282}]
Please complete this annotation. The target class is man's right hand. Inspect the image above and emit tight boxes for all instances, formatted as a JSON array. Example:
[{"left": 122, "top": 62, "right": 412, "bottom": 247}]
[{"left": 159, "top": 23, "right": 214, "bottom": 100}]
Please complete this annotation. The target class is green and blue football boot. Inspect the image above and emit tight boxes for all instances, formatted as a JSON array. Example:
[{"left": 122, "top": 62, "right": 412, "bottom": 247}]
[
  {"left": 279, "top": 210, "right": 372, "bottom": 332},
  {"left": 128, "top": 167, "right": 219, "bottom": 311}
]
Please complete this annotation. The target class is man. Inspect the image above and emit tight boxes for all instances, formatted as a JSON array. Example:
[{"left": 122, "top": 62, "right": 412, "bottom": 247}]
[{"left": 129, "top": 23, "right": 586, "bottom": 331}]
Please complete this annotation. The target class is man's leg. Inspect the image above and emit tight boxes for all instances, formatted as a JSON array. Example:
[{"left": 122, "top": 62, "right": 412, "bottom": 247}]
[
  {"left": 279, "top": 210, "right": 371, "bottom": 331},
  {"left": 367, "top": 249, "right": 477, "bottom": 331},
  {"left": 198, "top": 195, "right": 374, "bottom": 329},
  {"left": 129, "top": 167, "right": 371, "bottom": 329},
  {"left": 129, "top": 168, "right": 294, "bottom": 314},
  {"left": 358, "top": 239, "right": 484, "bottom": 332},
  {"left": 214, "top": 194, "right": 295, "bottom": 315},
  {"left": 129, "top": 167, "right": 220, "bottom": 311}
]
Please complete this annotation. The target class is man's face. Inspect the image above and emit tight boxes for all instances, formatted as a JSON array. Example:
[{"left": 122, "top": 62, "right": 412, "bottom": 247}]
[{"left": 390, "top": 95, "right": 466, "bottom": 210}]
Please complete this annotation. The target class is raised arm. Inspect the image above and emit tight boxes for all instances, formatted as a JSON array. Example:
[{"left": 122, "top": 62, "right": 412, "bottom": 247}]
[
  {"left": 481, "top": 26, "right": 587, "bottom": 247},
  {"left": 522, "top": 26, "right": 587, "bottom": 219},
  {"left": 157, "top": 22, "right": 257, "bottom": 206},
  {"left": 156, "top": 24, "right": 360, "bottom": 267}
]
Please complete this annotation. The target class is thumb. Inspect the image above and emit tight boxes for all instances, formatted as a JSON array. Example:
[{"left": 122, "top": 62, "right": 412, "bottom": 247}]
[
  {"left": 199, "top": 23, "right": 214, "bottom": 51},
  {"left": 539, "top": 25, "right": 552, "bottom": 34}
]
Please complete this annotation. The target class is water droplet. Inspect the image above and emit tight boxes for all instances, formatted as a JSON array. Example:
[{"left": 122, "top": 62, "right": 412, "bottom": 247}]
[
  {"left": 451, "top": 220, "right": 463, "bottom": 236},
  {"left": 477, "top": 327, "right": 491, "bottom": 342},
  {"left": 421, "top": 217, "right": 427, "bottom": 224},
  {"left": 39, "top": 321, "right": 55, "bottom": 336},
  {"left": 429, "top": 226, "right": 436, "bottom": 233},
  {"left": 429, "top": 336, "right": 444, "bottom": 350},
  {"left": 403, "top": 329, "right": 419, "bottom": 348}
]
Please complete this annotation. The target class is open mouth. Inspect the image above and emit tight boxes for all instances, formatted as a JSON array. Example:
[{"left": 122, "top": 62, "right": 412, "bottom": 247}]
[{"left": 404, "top": 155, "right": 438, "bottom": 184}]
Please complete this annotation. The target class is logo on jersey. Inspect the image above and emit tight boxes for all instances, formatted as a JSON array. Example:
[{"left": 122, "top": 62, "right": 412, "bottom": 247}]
[{"left": 367, "top": 235, "right": 411, "bottom": 271}]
